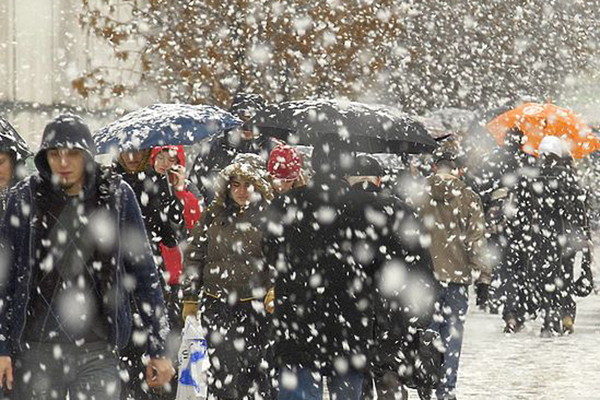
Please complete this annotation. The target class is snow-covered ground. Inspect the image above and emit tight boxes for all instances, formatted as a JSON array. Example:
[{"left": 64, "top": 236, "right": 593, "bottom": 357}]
[{"left": 456, "top": 294, "right": 600, "bottom": 400}]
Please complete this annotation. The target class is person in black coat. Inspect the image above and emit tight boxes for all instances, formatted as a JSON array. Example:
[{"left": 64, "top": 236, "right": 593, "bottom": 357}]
[
  {"left": 270, "top": 142, "right": 437, "bottom": 400},
  {"left": 343, "top": 155, "right": 437, "bottom": 400},
  {"left": 113, "top": 149, "right": 184, "bottom": 400},
  {"left": 503, "top": 136, "right": 592, "bottom": 336},
  {"left": 0, "top": 149, "right": 28, "bottom": 220},
  {"left": 190, "top": 93, "right": 281, "bottom": 205}
]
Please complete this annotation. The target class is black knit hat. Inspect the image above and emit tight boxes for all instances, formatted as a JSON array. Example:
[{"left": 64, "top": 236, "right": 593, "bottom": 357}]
[
  {"left": 348, "top": 154, "right": 384, "bottom": 177},
  {"left": 229, "top": 93, "right": 266, "bottom": 120}
]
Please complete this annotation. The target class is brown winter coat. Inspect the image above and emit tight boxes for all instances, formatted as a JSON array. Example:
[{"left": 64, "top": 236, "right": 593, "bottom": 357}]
[
  {"left": 183, "top": 153, "right": 273, "bottom": 301},
  {"left": 418, "top": 172, "right": 490, "bottom": 285}
]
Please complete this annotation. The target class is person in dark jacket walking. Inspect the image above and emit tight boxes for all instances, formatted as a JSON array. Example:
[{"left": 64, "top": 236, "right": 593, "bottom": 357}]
[
  {"left": 504, "top": 136, "right": 593, "bottom": 336},
  {"left": 113, "top": 147, "right": 184, "bottom": 399},
  {"left": 0, "top": 114, "right": 173, "bottom": 399},
  {"left": 272, "top": 142, "right": 436, "bottom": 400},
  {"left": 0, "top": 149, "right": 28, "bottom": 219},
  {"left": 344, "top": 155, "right": 437, "bottom": 400},
  {"left": 190, "top": 93, "right": 281, "bottom": 204},
  {"left": 469, "top": 128, "right": 534, "bottom": 310},
  {"left": 114, "top": 149, "right": 185, "bottom": 257},
  {"left": 184, "top": 153, "right": 275, "bottom": 400}
]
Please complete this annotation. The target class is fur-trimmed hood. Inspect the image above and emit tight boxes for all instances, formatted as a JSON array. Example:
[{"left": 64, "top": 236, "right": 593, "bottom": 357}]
[{"left": 213, "top": 153, "right": 274, "bottom": 206}]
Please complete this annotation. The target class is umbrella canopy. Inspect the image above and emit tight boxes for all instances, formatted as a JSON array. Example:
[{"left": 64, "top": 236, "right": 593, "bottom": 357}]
[
  {"left": 250, "top": 99, "right": 437, "bottom": 154},
  {"left": 487, "top": 102, "right": 600, "bottom": 158},
  {"left": 0, "top": 116, "right": 33, "bottom": 161},
  {"left": 94, "top": 103, "right": 243, "bottom": 154}
]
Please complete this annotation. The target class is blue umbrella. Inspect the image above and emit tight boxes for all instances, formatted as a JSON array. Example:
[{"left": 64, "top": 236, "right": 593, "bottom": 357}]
[{"left": 94, "top": 103, "right": 243, "bottom": 154}]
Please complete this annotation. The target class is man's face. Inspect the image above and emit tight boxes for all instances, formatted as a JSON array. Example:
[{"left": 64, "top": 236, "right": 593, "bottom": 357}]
[
  {"left": 47, "top": 148, "right": 86, "bottom": 194},
  {"left": 121, "top": 150, "right": 146, "bottom": 172},
  {"left": 272, "top": 178, "right": 295, "bottom": 194},
  {"left": 0, "top": 153, "right": 14, "bottom": 190},
  {"left": 154, "top": 150, "right": 178, "bottom": 175}
]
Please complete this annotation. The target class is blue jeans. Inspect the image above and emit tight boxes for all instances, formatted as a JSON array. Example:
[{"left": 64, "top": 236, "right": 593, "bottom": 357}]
[
  {"left": 278, "top": 367, "right": 363, "bottom": 400},
  {"left": 429, "top": 283, "right": 469, "bottom": 400},
  {"left": 14, "top": 341, "right": 120, "bottom": 400}
]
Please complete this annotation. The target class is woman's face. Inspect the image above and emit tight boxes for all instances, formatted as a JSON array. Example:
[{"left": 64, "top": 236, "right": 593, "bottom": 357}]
[
  {"left": 0, "top": 153, "right": 14, "bottom": 190},
  {"left": 154, "top": 150, "right": 179, "bottom": 175},
  {"left": 229, "top": 176, "right": 255, "bottom": 207}
]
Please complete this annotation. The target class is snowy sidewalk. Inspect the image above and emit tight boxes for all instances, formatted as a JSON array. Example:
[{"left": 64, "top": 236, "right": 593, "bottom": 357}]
[{"left": 457, "top": 294, "right": 600, "bottom": 400}]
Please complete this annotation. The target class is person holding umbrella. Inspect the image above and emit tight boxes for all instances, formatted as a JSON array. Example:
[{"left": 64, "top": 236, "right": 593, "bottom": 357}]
[
  {"left": 271, "top": 135, "right": 436, "bottom": 400},
  {"left": 343, "top": 155, "right": 437, "bottom": 400},
  {"left": 504, "top": 136, "right": 593, "bottom": 336},
  {"left": 190, "top": 93, "right": 282, "bottom": 204}
]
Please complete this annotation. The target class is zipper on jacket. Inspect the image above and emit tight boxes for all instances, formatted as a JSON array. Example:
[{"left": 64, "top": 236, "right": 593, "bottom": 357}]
[{"left": 17, "top": 184, "right": 35, "bottom": 352}]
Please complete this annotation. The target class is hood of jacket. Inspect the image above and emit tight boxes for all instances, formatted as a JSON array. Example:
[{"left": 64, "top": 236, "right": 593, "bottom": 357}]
[
  {"left": 427, "top": 172, "right": 467, "bottom": 202},
  {"left": 214, "top": 153, "right": 274, "bottom": 206},
  {"left": 34, "top": 114, "right": 97, "bottom": 181},
  {"left": 150, "top": 145, "right": 186, "bottom": 168}
]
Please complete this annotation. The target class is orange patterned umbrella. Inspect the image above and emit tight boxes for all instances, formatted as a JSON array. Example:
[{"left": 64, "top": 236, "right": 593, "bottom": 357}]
[{"left": 486, "top": 102, "right": 600, "bottom": 158}]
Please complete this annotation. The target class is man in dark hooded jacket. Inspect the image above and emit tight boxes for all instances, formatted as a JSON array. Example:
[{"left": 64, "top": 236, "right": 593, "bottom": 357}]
[
  {"left": 273, "top": 141, "right": 437, "bottom": 400},
  {"left": 0, "top": 115, "right": 173, "bottom": 399}
]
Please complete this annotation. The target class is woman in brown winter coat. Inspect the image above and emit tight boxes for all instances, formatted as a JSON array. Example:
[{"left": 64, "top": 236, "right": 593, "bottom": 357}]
[{"left": 183, "top": 153, "right": 275, "bottom": 400}]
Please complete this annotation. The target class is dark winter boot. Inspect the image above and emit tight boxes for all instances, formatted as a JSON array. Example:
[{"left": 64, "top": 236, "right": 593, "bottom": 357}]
[
  {"left": 417, "top": 387, "right": 433, "bottom": 399},
  {"left": 541, "top": 313, "right": 562, "bottom": 338}
]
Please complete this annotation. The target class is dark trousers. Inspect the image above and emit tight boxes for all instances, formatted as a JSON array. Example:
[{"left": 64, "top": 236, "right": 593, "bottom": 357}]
[
  {"left": 13, "top": 341, "right": 120, "bottom": 400},
  {"left": 120, "top": 284, "right": 182, "bottom": 400},
  {"left": 201, "top": 295, "right": 272, "bottom": 400}
]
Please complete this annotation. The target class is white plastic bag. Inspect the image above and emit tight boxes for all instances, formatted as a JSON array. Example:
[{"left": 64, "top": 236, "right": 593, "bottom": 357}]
[{"left": 175, "top": 316, "right": 209, "bottom": 400}]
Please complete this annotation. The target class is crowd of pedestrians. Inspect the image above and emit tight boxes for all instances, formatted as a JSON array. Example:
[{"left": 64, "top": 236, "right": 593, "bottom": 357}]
[{"left": 0, "top": 93, "right": 595, "bottom": 400}]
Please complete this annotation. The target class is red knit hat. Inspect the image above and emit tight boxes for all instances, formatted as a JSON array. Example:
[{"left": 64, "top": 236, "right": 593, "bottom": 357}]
[{"left": 268, "top": 144, "right": 302, "bottom": 181}]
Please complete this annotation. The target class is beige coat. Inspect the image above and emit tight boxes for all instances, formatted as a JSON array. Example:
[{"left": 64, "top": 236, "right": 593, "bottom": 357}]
[{"left": 418, "top": 172, "right": 490, "bottom": 285}]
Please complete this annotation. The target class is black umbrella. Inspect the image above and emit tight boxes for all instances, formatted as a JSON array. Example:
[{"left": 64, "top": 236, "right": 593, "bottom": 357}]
[
  {"left": 249, "top": 99, "right": 437, "bottom": 154},
  {"left": 0, "top": 116, "right": 33, "bottom": 161}
]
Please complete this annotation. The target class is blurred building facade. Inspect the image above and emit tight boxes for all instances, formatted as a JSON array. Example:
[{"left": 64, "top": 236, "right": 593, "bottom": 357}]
[{"left": 0, "top": 0, "right": 150, "bottom": 147}]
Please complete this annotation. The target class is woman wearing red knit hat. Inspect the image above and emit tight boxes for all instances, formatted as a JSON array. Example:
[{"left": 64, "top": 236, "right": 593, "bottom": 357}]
[{"left": 267, "top": 144, "right": 305, "bottom": 194}]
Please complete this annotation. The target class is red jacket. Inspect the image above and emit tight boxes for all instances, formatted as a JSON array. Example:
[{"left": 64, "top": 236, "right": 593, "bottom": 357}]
[{"left": 151, "top": 145, "right": 201, "bottom": 284}]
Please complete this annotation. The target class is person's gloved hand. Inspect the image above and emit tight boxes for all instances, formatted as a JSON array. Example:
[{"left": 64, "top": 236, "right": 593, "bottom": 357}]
[
  {"left": 182, "top": 300, "right": 199, "bottom": 322},
  {"left": 264, "top": 288, "right": 275, "bottom": 314}
]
